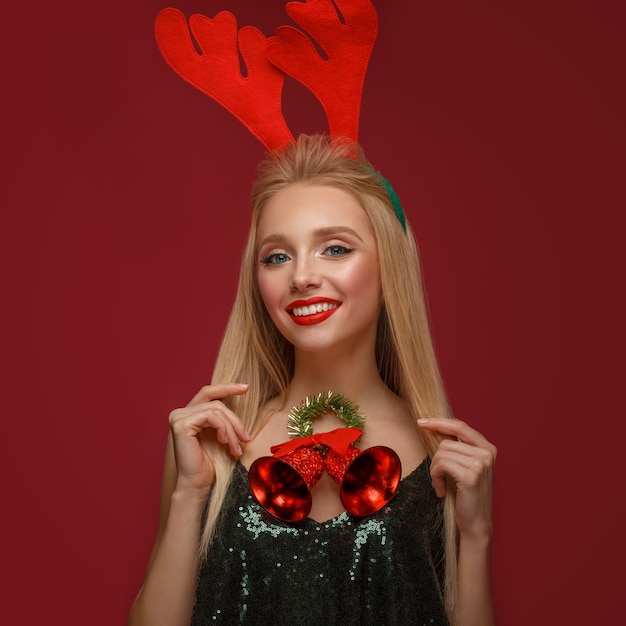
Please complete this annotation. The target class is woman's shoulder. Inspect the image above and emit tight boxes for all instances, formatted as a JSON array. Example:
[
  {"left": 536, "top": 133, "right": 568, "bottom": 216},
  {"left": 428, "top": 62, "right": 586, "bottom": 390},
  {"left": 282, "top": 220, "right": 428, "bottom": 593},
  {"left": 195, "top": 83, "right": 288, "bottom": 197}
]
[
  {"left": 354, "top": 392, "right": 425, "bottom": 479},
  {"left": 239, "top": 398, "right": 289, "bottom": 468}
]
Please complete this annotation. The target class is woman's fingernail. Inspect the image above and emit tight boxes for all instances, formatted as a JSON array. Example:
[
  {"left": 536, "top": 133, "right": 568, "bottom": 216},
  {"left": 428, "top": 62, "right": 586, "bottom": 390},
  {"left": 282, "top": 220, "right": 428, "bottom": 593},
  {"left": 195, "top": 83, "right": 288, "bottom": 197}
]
[
  {"left": 243, "top": 430, "right": 252, "bottom": 441},
  {"left": 417, "top": 418, "right": 429, "bottom": 424},
  {"left": 236, "top": 383, "right": 249, "bottom": 389}
]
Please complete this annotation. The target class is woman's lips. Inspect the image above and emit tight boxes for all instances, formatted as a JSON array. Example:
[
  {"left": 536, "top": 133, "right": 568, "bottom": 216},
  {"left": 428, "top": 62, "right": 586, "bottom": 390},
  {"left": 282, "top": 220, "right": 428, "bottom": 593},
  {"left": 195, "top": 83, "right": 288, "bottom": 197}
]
[{"left": 286, "top": 298, "right": 340, "bottom": 326}]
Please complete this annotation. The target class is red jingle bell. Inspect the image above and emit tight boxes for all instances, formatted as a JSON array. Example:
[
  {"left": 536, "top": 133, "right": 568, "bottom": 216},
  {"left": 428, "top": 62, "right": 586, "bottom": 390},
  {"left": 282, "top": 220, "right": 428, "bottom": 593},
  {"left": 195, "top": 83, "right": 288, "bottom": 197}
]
[
  {"left": 325, "top": 444, "right": 362, "bottom": 483},
  {"left": 337, "top": 446, "right": 402, "bottom": 517},
  {"left": 248, "top": 447, "right": 324, "bottom": 523}
]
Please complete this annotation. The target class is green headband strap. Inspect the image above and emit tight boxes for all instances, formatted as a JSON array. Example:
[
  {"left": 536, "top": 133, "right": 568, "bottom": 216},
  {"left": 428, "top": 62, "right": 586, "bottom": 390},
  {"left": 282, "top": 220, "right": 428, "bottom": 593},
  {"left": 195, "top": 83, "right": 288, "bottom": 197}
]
[{"left": 377, "top": 173, "right": 407, "bottom": 232}]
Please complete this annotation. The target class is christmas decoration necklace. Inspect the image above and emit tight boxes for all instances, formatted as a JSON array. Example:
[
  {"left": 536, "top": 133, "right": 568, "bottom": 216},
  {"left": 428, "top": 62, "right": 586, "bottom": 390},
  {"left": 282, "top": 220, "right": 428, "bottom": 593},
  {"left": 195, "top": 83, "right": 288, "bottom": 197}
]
[
  {"left": 248, "top": 392, "right": 402, "bottom": 523},
  {"left": 287, "top": 391, "right": 365, "bottom": 439}
]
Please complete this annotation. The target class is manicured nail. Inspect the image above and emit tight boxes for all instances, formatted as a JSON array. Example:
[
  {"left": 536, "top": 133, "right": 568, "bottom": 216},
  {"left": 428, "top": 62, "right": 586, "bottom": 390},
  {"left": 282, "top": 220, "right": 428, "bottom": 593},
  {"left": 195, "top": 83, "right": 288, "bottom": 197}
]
[{"left": 417, "top": 418, "right": 429, "bottom": 424}]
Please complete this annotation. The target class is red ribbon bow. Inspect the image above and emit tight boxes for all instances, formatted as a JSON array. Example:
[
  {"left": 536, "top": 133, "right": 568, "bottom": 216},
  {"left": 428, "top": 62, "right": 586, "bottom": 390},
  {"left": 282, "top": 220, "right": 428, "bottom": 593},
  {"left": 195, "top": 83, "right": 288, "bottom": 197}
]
[{"left": 270, "top": 427, "right": 362, "bottom": 458}]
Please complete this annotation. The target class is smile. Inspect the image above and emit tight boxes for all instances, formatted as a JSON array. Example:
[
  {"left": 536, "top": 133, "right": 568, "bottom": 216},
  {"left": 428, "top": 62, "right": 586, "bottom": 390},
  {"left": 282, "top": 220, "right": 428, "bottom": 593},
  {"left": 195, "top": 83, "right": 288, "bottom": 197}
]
[
  {"left": 287, "top": 299, "right": 340, "bottom": 326},
  {"left": 291, "top": 302, "right": 338, "bottom": 317}
]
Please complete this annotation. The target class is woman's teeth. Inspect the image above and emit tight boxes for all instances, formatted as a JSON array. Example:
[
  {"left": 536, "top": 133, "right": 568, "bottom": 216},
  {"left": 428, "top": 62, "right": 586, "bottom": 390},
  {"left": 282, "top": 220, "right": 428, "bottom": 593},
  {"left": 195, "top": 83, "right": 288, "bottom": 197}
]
[{"left": 291, "top": 303, "right": 338, "bottom": 317}]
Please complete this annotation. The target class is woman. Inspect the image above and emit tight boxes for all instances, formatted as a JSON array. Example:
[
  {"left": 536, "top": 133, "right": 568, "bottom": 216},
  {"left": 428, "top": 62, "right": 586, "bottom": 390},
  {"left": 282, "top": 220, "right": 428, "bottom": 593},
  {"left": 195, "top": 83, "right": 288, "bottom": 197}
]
[{"left": 127, "top": 134, "right": 496, "bottom": 625}]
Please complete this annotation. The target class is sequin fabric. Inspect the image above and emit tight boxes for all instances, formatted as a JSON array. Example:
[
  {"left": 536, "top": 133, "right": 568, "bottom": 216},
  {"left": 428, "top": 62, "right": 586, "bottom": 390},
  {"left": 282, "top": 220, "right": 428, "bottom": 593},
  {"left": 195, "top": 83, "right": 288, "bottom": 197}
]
[{"left": 191, "top": 459, "right": 449, "bottom": 625}]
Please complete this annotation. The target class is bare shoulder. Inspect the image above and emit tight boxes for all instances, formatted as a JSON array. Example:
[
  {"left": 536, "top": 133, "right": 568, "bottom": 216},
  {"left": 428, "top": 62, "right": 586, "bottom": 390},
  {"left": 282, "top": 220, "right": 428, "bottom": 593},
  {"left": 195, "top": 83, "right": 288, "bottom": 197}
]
[
  {"left": 239, "top": 399, "right": 289, "bottom": 469},
  {"left": 361, "top": 393, "right": 426, "bottom": 476}
]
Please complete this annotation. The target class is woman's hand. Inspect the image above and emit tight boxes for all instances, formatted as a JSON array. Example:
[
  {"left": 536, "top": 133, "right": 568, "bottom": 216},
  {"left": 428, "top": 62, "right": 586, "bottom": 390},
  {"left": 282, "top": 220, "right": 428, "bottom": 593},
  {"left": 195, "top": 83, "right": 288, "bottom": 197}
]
[
  {"left": 418, "top": 418, "right": 496, "bottom": 541},
  {"left": 168, "top": 383, "right": 251, "bottom": 495}
]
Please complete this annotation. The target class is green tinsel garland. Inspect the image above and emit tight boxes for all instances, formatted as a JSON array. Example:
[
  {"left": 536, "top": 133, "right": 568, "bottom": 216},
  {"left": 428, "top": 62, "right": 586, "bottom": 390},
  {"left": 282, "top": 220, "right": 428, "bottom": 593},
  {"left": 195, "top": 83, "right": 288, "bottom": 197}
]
[{"left": 287, "top": 391, "right": 366, "bottom": 439}]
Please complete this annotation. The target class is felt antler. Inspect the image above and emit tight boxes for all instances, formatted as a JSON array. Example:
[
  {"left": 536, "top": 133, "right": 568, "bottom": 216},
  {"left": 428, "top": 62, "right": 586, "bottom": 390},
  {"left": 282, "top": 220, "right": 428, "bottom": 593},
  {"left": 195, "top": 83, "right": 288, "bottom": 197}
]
[
  {"left": 267, "top": 0, "right": 378, "bottom": 144},
  {"left": 154, "top": 8, "right": 294, "bottom": 150}
]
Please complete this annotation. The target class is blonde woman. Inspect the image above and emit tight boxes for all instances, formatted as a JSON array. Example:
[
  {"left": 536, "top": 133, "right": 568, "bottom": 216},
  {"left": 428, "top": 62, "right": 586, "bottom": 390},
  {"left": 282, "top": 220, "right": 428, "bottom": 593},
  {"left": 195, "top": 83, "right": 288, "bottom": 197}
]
[{"left": 128, "top": 134, "right": 496, "bottom": 626}]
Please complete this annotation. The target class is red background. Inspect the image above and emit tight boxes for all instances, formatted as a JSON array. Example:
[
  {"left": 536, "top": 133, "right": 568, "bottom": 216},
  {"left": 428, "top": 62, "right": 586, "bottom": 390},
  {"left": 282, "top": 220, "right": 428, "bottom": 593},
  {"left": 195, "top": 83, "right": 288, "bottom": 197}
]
[{"left": 1, "top": 1, "right": 624, "bottom": 623}]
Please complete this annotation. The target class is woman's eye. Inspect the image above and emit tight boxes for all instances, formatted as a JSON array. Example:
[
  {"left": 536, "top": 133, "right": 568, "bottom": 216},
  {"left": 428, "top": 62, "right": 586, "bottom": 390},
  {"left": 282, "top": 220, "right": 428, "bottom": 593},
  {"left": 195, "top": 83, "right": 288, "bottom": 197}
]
[
  {"left": 261, "top": 252, "right": 291, "bottom": 265},
  {"left": 324, "top": 245, "right": 354, "bottom": 257}
]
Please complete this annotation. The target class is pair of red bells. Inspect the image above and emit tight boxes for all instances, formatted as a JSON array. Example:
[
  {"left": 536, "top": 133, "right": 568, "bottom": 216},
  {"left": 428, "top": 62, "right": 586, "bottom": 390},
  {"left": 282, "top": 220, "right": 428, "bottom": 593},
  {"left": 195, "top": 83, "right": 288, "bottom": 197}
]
[{"left": 249, "top": 427, "right": 401, "bottom": 522}]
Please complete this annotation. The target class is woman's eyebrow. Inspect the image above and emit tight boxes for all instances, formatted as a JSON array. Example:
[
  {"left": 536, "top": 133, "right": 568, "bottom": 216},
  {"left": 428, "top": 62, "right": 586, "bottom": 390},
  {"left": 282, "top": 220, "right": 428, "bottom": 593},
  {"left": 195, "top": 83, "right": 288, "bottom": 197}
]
[
  {"left": 312, "top": 226, "right": 365, "bottom": 242},
  {"left": 258, "top": 226, "right": 364, "bottom": 249},
  {"left": 257, "top": 233, "right": 289, "bottom": 250}
]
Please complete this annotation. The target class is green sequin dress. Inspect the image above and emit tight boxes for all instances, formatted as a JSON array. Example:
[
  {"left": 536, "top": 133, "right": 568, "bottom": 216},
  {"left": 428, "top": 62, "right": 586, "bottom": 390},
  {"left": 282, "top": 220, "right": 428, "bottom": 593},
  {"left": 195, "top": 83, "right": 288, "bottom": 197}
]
[{"left": 191, "top": 459, "right": 449, "bottom": 625}]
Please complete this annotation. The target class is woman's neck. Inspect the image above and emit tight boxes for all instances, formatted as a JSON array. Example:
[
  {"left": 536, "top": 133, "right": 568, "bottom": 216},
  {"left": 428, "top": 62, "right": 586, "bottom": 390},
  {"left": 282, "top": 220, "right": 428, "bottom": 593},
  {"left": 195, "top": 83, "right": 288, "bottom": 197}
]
[{"left": 286, "top": 342, "right": 388, "bottom": 408}]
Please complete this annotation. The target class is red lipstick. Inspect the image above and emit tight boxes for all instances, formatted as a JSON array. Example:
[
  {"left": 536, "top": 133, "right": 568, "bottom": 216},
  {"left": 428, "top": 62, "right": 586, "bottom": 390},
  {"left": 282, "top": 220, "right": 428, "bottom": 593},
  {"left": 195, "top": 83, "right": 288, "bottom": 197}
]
[{"left": 286, "top": 297, "right": 340, "bottom": 326}]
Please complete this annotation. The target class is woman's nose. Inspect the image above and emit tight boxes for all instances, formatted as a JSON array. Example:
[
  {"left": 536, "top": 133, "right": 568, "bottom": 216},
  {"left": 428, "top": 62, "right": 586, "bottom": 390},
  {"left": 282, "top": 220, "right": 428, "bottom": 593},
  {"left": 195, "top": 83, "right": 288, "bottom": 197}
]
[{"left": 289, "top": 258, "right": 322, "bottom": 292}]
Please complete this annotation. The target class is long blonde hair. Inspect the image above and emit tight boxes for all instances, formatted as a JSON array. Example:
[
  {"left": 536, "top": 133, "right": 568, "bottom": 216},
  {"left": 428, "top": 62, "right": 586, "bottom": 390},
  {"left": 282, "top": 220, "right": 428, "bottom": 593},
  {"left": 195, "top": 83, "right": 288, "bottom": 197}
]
[{"left": 203, "top": 134, "right": 458, "bottom": 615}]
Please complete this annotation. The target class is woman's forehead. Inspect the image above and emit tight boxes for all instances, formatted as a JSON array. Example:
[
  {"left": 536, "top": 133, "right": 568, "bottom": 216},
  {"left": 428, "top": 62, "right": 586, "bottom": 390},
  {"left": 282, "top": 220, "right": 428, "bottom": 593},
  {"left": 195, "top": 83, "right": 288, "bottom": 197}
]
[{"left": 256, "top": 184, "right": 372, "bottom": 238}]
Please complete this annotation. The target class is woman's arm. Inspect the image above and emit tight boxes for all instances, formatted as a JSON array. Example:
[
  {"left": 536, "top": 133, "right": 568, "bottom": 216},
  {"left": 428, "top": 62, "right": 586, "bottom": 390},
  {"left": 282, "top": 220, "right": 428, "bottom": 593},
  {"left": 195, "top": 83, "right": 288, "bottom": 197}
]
[
  {"left": 418, "top": 417, "right": 497, "bottom": 626},
  {"left": 456, "top": 530, "right": 495, "bottom": 626},
  {"left": 127, "top": 384, "right": 250, "bottom": 626}
]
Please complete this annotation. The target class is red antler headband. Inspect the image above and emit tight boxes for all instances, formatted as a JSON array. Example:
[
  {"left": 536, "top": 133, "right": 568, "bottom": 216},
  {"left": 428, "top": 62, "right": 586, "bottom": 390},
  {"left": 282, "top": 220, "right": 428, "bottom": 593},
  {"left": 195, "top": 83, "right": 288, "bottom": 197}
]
[{"left": 154, "top": 0, "right": 406, "bottom": 230}]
